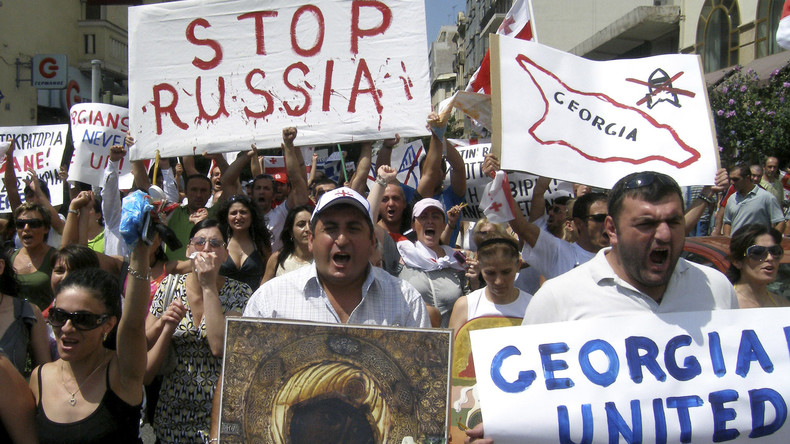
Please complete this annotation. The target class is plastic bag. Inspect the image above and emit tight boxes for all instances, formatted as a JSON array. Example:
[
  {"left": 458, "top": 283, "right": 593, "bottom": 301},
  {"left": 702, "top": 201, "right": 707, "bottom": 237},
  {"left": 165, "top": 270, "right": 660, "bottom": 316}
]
[{"left": 120, "top": 190, "right": 153, "bottom": 248}]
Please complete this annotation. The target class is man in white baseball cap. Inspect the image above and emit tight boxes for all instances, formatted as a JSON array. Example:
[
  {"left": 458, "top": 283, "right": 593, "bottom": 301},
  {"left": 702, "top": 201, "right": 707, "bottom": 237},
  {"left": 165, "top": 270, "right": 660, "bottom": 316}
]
[{"left": 244, "top": 187, "right": 429, "bottom": 327}]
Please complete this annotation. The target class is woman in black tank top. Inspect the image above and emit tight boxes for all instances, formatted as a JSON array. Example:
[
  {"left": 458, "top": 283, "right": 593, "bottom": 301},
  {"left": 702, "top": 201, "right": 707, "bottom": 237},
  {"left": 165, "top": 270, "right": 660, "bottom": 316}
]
[{"left": 29, "top": 238, "right": 152, "bottom": 443}]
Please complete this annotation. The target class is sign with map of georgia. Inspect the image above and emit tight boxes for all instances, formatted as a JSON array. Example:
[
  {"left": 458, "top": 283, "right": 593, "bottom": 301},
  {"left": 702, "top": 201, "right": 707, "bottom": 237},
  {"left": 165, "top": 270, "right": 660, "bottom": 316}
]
[{"left": 491, "top": 35, "right": 718, "bottom": 189}]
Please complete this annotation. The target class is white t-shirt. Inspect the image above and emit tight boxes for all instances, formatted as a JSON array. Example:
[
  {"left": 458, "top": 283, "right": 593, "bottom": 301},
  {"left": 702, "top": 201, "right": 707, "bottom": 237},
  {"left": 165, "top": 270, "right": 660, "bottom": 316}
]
[
  {"left": 264, "top": 202, "right": 289, "bottom": 251},
  {"left": 520, "top": 229, "right": 595, "bottom": 280}
]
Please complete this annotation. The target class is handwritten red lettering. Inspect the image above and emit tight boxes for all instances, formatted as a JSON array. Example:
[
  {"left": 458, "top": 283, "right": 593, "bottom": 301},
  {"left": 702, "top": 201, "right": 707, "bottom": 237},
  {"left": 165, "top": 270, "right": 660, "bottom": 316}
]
[
  {"left": 350, "top": 0, "right": 392, "bottom": 54},
  {"left": 244, "top": 69, "right": 274, "bottom": 119},
  {"left": 290, "top": 5, "right": 325, "bottom": 57},
  {"left": 152, "top": 83, "right": 189, "bottom": 135},
  {"left": 348, "top": 58, "right": 381, "bottom": 114},
  {"left": 322, "top": 60, "right": 335, "bottom": 112},
  {"left": 195, "top": 76, "right": 230, "bottom": 124},
  {"left": 237, "top": 11, "right": 278, "bottom": 55},
  {"left": 186, "top": 18, "right": 223, "bottom": 70},
  {"left": 283, "top": 62, "right": 311, "bottom": 116}
]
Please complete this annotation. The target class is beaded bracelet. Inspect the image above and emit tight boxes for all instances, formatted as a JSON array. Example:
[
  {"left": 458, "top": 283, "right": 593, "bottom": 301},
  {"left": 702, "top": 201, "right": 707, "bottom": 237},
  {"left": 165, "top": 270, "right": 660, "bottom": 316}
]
[{"left": 127, "top": 268, "right": 151, "bottom": 281}]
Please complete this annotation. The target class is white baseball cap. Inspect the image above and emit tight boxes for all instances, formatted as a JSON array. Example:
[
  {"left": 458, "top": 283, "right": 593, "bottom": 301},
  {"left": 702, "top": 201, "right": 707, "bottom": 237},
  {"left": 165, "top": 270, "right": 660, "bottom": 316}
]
[
  {"left": 311, "top": 187, "right": 373, "bottom": 224},
  {"left": 412, "top": 198, "right": 445, "bottom": 220}
]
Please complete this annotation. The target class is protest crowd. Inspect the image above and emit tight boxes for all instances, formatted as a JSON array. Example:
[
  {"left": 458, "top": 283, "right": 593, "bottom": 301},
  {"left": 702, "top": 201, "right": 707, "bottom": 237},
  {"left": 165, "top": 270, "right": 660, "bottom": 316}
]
[
  {"left": 3, "top": 106, "right": 790, "bottom": 443},
  {"left": 6, "top": 1, "right": 790, "bottom": 443}
]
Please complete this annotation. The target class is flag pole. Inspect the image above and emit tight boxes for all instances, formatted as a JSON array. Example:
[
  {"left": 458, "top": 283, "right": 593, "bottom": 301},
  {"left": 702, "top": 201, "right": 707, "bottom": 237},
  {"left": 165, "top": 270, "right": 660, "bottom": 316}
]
[{"left": 337, "top": 144, "right": 348, "bottom": 183}]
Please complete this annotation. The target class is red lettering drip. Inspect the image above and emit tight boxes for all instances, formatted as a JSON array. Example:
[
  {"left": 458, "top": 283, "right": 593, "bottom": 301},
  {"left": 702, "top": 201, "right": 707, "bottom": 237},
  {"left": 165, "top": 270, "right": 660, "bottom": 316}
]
[{"left": 195, "top": 76, "right": 230, "bottom": 124}]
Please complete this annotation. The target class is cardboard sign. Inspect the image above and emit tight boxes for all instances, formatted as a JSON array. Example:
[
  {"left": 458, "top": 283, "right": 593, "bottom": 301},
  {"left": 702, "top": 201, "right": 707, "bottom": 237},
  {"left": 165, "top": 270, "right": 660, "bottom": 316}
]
[
  {"left": 0, "top": 125, "right": 67, "bottom": 212},
  {"left": 491, "top": 36, "right": 719, "bottom": 189},
  {"left": 470, "top": 308, "right": 790, "bottom": 444},
  {"left": 68, "top": 103, "right": 134, "bottom": 189},
  {"left": 219, "top": 318, "right": 451, "bottom": 443},
  {"left": 449, "top": 143, "right": 573, "bottom": 222},
  {"left": 128, "top": 0, "right": 431, "bottom": 160}
]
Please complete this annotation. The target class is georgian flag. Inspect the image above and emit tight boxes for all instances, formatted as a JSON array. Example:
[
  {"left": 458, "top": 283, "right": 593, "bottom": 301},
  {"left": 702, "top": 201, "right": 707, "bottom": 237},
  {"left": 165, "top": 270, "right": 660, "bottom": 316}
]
[
  {"left": 262, "top": 155, "right": 286, "bottom": 176},
  {"left": 479, "top": 170, "right": 516, "bottom": 223},
  {"left": 466, "top": 0, "right": 536, "bottom": 94},
  {"left": 778, "top": 1, "right": 790, "bottom": 50}
]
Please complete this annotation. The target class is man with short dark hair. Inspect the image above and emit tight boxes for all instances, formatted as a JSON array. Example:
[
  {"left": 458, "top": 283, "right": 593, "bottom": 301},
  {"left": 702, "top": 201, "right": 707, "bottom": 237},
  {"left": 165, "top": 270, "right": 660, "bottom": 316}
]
[
  {"left": 244, "top": 187, "right": 429, "bottom": 327},
  {"left": 465, "top": 172, "right": 740, "bottom": 444},
  {"left": 163, "top": 173, "right": 212, "bottom": 260},
  {"left": 309, "top": 176, "right": 338, "bottom": 205},
  {"left": 723, "top": 164, "right": 784, "bottom": 235},
  {"left": 524, "top": 171, "right": 738, "bottom": 323}
]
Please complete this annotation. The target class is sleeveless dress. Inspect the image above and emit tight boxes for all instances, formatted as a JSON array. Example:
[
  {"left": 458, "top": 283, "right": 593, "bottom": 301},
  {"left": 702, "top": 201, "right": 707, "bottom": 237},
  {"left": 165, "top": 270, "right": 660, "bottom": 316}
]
[
  {"left": 34, "top": 364, "right": 142, "bottom": 444},
  {"left": 274, "top": 254, "right": 312, "bottom": 277},
  {"left": 12, "top": 248, "right": 55, "bottom": 310},
  {"left": 466, "top": 287, "right": 533, "bottom": 320},
  {"left": 0, "top": 297, "right": 36, "bottom": 374},
  {"left": 220, "top": 250, "right": 265, "bottom": 291}
]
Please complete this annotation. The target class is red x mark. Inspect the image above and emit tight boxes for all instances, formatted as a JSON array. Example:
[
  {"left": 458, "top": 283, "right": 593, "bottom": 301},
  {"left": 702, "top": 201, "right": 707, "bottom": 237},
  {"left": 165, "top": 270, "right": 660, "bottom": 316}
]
[{"left": 625, "top": 71, "right": 696, "bottom": 106}]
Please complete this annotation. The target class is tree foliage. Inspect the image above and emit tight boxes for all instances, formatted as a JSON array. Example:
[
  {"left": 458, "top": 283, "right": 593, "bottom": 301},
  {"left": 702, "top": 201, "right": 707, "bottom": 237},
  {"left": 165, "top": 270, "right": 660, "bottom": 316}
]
[{"left": 708, "top": 65, "right": 790, "bottom": 167}]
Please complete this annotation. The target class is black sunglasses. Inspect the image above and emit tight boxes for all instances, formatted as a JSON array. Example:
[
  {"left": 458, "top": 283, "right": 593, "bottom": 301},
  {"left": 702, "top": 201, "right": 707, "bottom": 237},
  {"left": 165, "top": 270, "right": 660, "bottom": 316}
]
[
  {"left": 48, "top": 308, "right": 109, "bottom": 331},
  {"left": 584, "top": 213, "right": 608, "bottom": 223},
  {"left": 746, "top": 244, "right": 784, "bottom": 262},
  {"left": 190, "top": 237, "right": 225, "bottom": 248},
  {"left": 16, "top": 218, "right": 44, "bottom": 229},
  {"left": 623, "top": 172, "right": 675, "bottom": 190}
]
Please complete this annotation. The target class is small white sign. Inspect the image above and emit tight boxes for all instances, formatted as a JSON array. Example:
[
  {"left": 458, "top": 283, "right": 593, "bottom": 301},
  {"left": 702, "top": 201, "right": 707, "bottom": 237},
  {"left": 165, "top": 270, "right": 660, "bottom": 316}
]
[{"left": 32, "top": 54, "right": 68, "bottom": 89}]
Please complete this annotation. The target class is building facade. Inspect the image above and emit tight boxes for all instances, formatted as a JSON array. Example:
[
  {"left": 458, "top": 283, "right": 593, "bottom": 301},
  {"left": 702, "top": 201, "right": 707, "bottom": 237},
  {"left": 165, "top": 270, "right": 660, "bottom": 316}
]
[
  {"left": 0, "top": 1, "right": 167, "bottom": 127},
  {"left": 459, "top": 1, "right": 787, "bottom": 80}
]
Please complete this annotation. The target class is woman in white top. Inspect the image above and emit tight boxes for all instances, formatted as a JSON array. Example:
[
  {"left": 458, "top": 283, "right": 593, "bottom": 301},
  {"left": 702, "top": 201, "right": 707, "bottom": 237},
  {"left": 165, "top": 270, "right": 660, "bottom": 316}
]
[
  {"left": 262, "top": 205, "right": 313, "bottom": 283},
  {"left": 449, "top": 235, "right": 532, "bottom": 335}
]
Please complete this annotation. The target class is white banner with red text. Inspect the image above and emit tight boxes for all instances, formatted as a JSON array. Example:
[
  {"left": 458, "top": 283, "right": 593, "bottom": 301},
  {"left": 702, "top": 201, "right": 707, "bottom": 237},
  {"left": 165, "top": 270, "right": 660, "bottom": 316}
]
[{"left": 128, "top": 0, "right": 431, "bottom": 160}]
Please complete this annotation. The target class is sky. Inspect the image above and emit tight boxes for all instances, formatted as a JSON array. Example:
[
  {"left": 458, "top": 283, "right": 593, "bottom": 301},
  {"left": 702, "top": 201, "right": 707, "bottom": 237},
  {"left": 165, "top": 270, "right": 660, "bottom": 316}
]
[{"left": 424, "top": 0, "right": 466, "bottom": 47}]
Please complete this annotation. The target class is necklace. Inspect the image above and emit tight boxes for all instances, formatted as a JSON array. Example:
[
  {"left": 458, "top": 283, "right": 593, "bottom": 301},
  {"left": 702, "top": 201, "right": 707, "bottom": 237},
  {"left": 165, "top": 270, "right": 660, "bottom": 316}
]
[{"left": 60, "top": 351, "right": 109, "bottom": 407}]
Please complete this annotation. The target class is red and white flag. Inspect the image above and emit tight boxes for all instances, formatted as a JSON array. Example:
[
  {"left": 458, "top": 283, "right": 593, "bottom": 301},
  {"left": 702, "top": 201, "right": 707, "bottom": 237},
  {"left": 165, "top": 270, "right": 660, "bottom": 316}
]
[
  {"left": 777, "top": 1, "right": 790, "bottom": 50},
  {"left": 466, "top": 0, "right": 536, "bottom": 95},
  {"left": 479, "top": 170, "right": 516, "bottom": 224}
]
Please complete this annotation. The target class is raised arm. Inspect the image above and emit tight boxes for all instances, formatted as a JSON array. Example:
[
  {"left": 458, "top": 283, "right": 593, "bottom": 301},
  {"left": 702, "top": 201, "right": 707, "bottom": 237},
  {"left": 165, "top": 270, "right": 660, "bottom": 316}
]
[
  {"left": 3, "top": 137, "right": 22, "bottom": 211},
  {"left": 348, "top": 142, "right": 372, "bottom": 193},
  {"left": 282, "top": 127, "right": 309, "bottom": 207},
  {"left": 218, "top": 146, "right": 256, "bottom": 201},
  {"left": 417, "top": 113, "right": 448, "bottom": 198},
  {"left": 375, "top": 134, "right": 399, "bottom": 168},
  {"left": 445, "top": 143, "right": 466, "bottom": 198},
  {"left": 368, "top": 165, "right": 398, "bottom": 222},
  {"left": 684, "top": 168, "right": 727, "bottom": 235},
  {"left": 529, "top": 177, "right": 551, "bottom": 223},
  {"left": 482, "top": 154, "right": 540, "bottom": 247},
  {"left": 25, "top": 168, "right": 65, "bottom": 234},
  {"left": 114, "top": 240, "right": 152, "bottom": 400},
  {"left": 60, "top": 190, "right": 93, "bottom": 247}
]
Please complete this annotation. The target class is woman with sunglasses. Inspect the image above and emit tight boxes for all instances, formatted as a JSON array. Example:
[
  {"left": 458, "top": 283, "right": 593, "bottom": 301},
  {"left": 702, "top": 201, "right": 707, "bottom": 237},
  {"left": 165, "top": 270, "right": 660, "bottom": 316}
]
[
  {"left": 727, "top": 224, "right": 790, "bottom": 308},
  {"left": 216, "top": 195, "right": 271, "bottom": 291},
  {"left": 29, "top": 236, "right": 152, "bottom": 443},
  {"left": 12, "top": 202, "right": 57, "bottom": 310},
  {"left": 144, "top": 219, "right": 251, "bottom": 443},
  {"left": 262, "top": 204, "right": 313, "bottom": 283}
]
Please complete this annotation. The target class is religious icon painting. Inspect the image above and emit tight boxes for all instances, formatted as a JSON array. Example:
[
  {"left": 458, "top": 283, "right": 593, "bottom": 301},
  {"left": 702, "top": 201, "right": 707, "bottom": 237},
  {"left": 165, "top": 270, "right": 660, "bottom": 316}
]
[{"left": 219, "top": 318, "right": 452, "bottom": 443}]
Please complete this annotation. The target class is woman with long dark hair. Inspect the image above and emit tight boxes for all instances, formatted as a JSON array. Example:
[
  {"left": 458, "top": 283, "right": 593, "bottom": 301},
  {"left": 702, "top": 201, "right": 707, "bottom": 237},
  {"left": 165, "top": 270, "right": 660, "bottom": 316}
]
[
  {"left": 216, "top": 195, "right": 271, "bottom": 291},
  {"left": 728, "top": 224, "right": 790, "bottom": 308},
  {"left": 30, "top": 238, "right": 151, "bottom": 443},
  {"left": 262, "top": 205, "right": 313, "bottom": 283}
]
